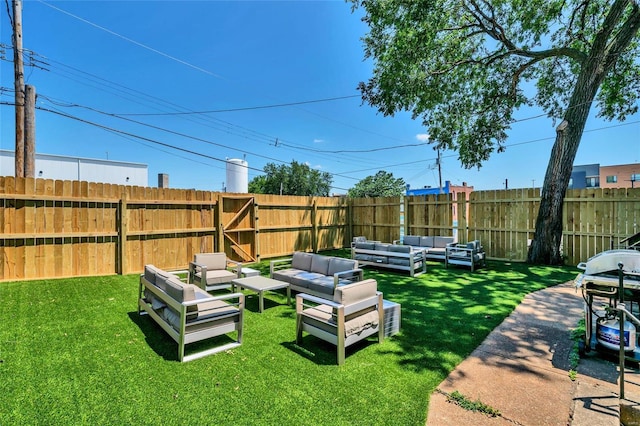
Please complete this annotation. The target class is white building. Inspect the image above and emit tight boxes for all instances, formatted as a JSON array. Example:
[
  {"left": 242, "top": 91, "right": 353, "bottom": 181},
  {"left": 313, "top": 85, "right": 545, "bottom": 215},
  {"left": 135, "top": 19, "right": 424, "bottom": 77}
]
[{"left": 0, "top": 150, "right": 148, "bottom": 186}]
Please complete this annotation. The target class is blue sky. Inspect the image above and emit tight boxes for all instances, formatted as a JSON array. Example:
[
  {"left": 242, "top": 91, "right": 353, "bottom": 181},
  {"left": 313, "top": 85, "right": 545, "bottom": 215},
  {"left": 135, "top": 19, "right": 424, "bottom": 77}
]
[{"left": 1, "top": 0, "right": 639, "bottom": 193}]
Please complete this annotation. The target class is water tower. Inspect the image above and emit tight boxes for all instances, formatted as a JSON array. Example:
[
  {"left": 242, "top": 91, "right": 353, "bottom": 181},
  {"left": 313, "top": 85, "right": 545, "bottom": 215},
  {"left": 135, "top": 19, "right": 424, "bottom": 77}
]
[{"left": 226, "top": 158, "right": 248, "bottom": 193}]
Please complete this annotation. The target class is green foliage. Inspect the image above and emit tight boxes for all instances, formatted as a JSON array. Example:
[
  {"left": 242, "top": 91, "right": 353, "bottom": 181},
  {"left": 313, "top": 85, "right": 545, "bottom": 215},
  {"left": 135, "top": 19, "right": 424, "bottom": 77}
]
[
  {"left": 447, "top": 390, "right": 501, "bottom": 417},
  {"left": 248, "top": 160, "right": 333, "bottom": 196},
  {"left": 350, "top": 0, "right": 640, "bottom": 169},
  {"left": 568, "top": 317, "right": 586, "bottom": 379},
  {"left": 0, "top": 259, "right": 576, "bottom": 425},
  {"left": 347, "top": 170, "right": 406, "bottom": 197}
]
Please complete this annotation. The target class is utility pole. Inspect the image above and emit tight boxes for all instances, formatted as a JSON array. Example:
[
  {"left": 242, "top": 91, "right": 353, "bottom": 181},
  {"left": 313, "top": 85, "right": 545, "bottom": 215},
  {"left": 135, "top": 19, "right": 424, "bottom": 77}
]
[
  {"left": 504, "top": 179, "right": 508, "bottom": 190},
  {"left": 437, "top": 148, "right": 443, "bottom": 194},
  {"left": 13, "top": 0, "right": 25, "bottom": 178},
  {"left": 24, "top": 84, "right": 35, "bottom": 177}
]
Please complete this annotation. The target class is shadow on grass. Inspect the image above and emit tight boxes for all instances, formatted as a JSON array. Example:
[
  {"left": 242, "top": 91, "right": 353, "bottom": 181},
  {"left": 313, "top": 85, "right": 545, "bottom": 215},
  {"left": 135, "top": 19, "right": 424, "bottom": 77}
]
[
  {"left": 281, "top": 336, "right": 377, "bottom": 366},
  {"left": 315, "top": 249, "right": 577, "bottom": 375},
  {"left": 127, "top": 311, "right": 238, "bottom": 362}
]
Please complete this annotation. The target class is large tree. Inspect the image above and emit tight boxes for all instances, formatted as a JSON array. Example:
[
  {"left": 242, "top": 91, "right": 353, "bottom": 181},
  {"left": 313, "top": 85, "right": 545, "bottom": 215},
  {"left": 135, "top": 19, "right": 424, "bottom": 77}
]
[
  {"left": 351, "top": 0, "right": 640, "bottom": 264},
  {"left": 348, "top": 170, "right": 406, "bottom": 197},
  {"left": 248, "top": 160, "right": 333, "bottom": 196}
]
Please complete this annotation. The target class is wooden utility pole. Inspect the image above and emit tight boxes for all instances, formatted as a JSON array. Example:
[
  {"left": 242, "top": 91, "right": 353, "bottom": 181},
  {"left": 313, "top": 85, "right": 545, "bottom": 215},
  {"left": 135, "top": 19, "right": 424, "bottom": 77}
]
[
  {"left": 437, "top": 148, "right": 443, "bottom": 194},
  {"left": 13, "top": 0, "right": 25, "bottom": 178},
  {"left": 24, "top": 84, "right": 36, "bottom": 177}
]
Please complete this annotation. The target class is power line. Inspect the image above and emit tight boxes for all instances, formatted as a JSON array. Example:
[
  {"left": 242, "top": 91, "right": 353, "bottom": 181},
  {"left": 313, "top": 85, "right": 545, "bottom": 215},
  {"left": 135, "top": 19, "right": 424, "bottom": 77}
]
[
  {"left": 119, "top": 95, "right": 361, "bottom": 115},
  {"left": 36, "top": 0, "right": 225, "bottom": 79},
  {"left": 0, "top": 100, "right": 355, "bottom": 190},
  {"left": 35, "top": 94, "right": 365, "bottom": 181}
]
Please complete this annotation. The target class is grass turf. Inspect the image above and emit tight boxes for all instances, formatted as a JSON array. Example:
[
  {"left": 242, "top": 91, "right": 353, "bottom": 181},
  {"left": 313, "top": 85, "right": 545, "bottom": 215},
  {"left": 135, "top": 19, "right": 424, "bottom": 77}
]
[{"left": 0, "top": 250, "right": 576, "bottom": 425}]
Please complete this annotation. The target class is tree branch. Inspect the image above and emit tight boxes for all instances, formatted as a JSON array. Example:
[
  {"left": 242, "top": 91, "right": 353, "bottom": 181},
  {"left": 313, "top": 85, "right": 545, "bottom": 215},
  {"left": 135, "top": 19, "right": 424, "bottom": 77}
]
[
  {"left": 464, "top": 0, "right": 588, "bottom": 63},
  {"left": 603, "top": 2, "right": 640, "bottom": 70}
]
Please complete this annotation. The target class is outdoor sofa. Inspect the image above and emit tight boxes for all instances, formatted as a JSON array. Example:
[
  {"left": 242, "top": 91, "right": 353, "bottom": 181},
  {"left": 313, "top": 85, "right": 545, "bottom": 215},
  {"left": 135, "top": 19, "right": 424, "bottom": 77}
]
[
  {"left": 394, "top": 235, "right": 456, "bottom": 261},
  {"left": 270, "top": 252, "right": 363, "bottom": 299},
  {"left": 351, "top": 241, "right": 427, "bottom": 277},
  {"left": 138, "top": 264, "right": 244, "bottom": 362}
]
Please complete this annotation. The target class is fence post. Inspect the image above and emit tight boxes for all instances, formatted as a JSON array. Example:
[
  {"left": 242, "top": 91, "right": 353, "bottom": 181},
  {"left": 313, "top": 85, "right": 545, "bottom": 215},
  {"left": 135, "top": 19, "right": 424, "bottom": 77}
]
[
  {"left": 457, "top": 192, "right": 467, "bottom": 243},
  {"left": 311, "top": 198, "right": 318, "bottom": 253},
  {"left": 254, "top": 201, "right": 260, "bottom": 262},
  {"left": 216, "top": 193, "right": 224, "bottom": 253},
  {"left": 117, "top": 192, "right": 128, "bottom": 275},
  {"left": 404, "top": 195, "right": 410, "bottom": 238}
]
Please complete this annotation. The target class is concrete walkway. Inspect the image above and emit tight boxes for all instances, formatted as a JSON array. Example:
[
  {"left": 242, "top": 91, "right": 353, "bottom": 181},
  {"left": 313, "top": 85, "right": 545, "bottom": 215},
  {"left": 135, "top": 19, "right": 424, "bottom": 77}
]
[{"left": 426, "top": 281, "right": 639, "bottom": 425}]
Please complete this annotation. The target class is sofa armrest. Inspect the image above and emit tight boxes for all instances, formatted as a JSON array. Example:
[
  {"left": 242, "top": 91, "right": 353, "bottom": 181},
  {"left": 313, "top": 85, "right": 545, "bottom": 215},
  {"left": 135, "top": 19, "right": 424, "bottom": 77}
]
[
  {"left": 226, "top": 259, "right": 243, "bottom": 278},
  {"left": 333, "top": 268, "right": 364, "bottom": 286},
  {"left": 182, "top": 292, "right": 244, "bottom": 308},
  {"left": 269, "top": 257, "right": 293, "bottom": 277},
  {"left": 446, "top": 244, "right": 473, "bottom": 256},
  {"left": 297, "top": 292, "right": 342, "bottom": 310}
]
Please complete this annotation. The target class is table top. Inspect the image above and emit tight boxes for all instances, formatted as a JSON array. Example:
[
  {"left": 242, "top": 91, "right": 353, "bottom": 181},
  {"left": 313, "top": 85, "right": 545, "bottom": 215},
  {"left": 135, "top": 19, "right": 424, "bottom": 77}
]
[{"left": 232, "top": 275, "right": 289, "bottom": 291}]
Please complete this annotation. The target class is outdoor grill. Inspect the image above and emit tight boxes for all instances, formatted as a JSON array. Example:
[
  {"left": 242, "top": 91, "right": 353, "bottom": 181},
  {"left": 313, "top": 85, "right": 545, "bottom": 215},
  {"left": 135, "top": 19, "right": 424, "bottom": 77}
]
[{"left": 575, "top": 249, "right": 640, "bottom": 356}]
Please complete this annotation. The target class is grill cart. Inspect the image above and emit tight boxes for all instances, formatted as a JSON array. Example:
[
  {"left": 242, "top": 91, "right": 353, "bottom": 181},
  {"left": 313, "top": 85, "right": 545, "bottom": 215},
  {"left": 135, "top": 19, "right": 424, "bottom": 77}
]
[{"left": 575, "top": 250, "right": 640, "bottom": 358}]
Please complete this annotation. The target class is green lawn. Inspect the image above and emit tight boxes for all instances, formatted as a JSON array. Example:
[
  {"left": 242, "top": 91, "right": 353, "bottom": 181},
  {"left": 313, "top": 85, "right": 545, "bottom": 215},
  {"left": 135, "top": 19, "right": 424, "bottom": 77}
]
[{"left": 0, "top": 250, "right": 577, "bottom": 425}]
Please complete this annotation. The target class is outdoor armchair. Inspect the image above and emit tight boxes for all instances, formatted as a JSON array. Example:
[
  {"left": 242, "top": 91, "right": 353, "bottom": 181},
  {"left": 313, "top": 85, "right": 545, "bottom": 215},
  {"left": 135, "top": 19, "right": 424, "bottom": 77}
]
[
  {"left": 188, "top": 252, "right": 242, "bottom": 292},
  {"left": 445, "top": 240, "right": 486, "bottom": 271},
  {"left": 295, "top": 279, "right": 384, "bottom": 365}
]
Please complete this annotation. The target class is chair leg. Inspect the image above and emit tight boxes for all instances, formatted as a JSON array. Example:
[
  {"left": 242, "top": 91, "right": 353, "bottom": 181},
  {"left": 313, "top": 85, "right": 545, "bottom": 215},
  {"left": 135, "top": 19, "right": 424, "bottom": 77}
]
[
  {"left": 337, "top": 334, "right": 345, "bottom": 366},
  {"left": 296, "top": 315, "right": 303, "bottom": 344}
]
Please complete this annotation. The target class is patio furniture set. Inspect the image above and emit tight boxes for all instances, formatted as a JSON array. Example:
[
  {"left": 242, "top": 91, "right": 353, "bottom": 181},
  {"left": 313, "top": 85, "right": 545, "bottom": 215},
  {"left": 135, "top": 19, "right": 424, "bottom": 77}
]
[
  {"left": 351, "top": 235, "right": 486, "bottom": 275},
  {"left": 138, "top": 251, "right": 401, "bottom": 365}
]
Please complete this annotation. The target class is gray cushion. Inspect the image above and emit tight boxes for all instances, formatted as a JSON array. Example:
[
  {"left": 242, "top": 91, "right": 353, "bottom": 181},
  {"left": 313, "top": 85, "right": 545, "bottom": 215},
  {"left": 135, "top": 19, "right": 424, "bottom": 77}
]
[
  {"left": 164, "top": 276, "right": 196, "bottom": 304},
  {"left": 354, "top": 254, "right": 373, "bottom": 262},
  {"left": 194, "top": 253, "right": 227, "bottom": 270},
  {"left": 290, "top": 272, "right": 326, "bottom": 289},
  {"left": 199, "top": 269, "right": 236, "bottom": 285},
  {"left": 144, "top": 264, "right": 160, "bottom": 285},
  {"left": 150, "top": 268, "right": 171, "bottom": 291},
  {"left": 388, "top": 258, "right": 410, "bottom": 266},
  {"left": 310, "top": 255, "right": 331, "bottom": 275},
  {"left": 388, "top": 244, "right": 411, "bottom": 253},
  {"left": 467, "top": 240, "right": 481, "bottom": 251},
  {"left": 333, "top": 279, "right": 377, "bottom": 305},
  {"left": 328, "top": 258, "right": 357, "bottom": 276},
  {"left": 370, "top": 255, "right": 388, "bottom": 264},
  {"left": 434, "top": 237, "right": 454, "bottom": 248},
  {"left": 403, "top": 236, "right": 420, "bottom": 246},
  {"left": 374, "top": 243, "right": 391, "bottom": 252},
  {"left": 272, "top": 268, "right": 305, "bottom": 284},
  {"left": 420, "top": 236, "right": 434, "bottom": 247},
  {"left": 307, "top": 277, "right": 336, "bottom": 295},
  {"left": 291, "top": 252, "right": 314, "bottom": 271},
  {"left": 355, "top": 242, "right": 376, "bottom": 250}
]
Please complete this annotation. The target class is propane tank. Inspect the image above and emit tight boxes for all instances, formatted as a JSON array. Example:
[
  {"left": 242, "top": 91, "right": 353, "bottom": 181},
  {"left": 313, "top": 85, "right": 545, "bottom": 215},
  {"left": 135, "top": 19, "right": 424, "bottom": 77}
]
[{"left": 596, "top": 318, "right": 637, "bottom": 352}]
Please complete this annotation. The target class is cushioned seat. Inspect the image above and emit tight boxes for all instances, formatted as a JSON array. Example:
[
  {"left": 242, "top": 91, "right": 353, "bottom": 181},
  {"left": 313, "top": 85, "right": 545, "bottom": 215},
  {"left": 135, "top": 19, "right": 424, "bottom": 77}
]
[
  {"left": 296, "top": 279, "right": 384, "bottom": 365},
  {"left": 188, "top": 252, "right": 242, "bottom": 292},
  {"left": 270, "top": 252, "right": 363, "bottom": 299},
  {"left": 139, "top": 264, "right": 244, "bottom": 362}
]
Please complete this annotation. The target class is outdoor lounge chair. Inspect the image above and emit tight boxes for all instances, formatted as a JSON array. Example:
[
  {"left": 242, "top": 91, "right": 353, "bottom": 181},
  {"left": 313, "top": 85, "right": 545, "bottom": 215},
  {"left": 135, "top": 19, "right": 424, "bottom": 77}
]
[
  {"left": 295, "top": 278, "right": 384, "bottom": 365},
  {"left": 445, "top": 240, "right": 486, "bottom": 271},
  {"left": 188, "top": 252, "right": 242, "bottom": 292}
]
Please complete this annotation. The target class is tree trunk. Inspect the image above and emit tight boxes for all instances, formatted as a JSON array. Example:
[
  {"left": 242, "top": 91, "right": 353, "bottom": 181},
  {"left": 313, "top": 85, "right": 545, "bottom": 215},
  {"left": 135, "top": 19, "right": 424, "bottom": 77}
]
[
  {"left": 527, "top": 63, "right": 604, "bottom": 265},
  {"left": 527, "top": 0, "right": 640, "bottom": 265}
]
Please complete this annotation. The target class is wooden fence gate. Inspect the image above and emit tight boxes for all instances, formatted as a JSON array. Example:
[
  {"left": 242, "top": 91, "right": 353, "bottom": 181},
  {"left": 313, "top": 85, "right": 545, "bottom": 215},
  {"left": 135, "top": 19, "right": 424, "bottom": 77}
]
[{"left": 219, "top": 195, "right": 257, "bottom": 263}]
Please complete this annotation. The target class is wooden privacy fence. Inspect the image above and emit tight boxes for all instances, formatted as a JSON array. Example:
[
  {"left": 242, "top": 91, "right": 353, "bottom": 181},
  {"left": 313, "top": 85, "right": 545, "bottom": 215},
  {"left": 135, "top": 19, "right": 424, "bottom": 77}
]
[
  {"left": 1, "top": 177, "right": 639, "bottom": 281},
  {"left": 0, "top": 178, "right": 350, "bottom": 281},
  {"left": 348, "top": 188, "right": 640, "bottom": 266}
]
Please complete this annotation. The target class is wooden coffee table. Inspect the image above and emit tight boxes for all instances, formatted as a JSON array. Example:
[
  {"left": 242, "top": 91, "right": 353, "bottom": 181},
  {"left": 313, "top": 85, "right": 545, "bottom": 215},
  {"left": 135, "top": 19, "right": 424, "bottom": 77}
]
[{"left": 231, "top": 276, "right": 291, "bottom": 313}]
